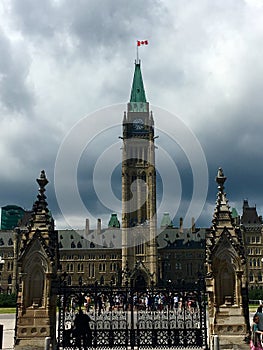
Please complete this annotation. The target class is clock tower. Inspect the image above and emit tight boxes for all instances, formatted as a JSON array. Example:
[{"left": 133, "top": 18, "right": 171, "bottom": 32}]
[{"left": 121, "top": 61, "right": 157, "bottom": 285}]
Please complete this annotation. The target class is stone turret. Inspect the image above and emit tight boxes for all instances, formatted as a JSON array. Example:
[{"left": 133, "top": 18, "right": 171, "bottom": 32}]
[
  {"left": 14, "top": 171, "right": 59, "bottom": 350},
  {"left": 206, "top": 168, "right": 249, "bottom": 348}
]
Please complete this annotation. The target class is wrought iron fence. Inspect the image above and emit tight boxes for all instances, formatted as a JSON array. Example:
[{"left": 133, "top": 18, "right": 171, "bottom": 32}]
[{"left": 57, "top": 278, "right": 208, "bottom": 349}]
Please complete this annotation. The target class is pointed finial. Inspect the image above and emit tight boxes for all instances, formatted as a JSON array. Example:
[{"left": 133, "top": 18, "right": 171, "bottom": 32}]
[
  {"left": 216, "top": 167, "right": 226, "bottom": 188},
  {"left": 35, "top": 170, "right": 49, "bottom": 211},
  {"left": 37, "top": 170, "right": 48, "bottom": 189}
]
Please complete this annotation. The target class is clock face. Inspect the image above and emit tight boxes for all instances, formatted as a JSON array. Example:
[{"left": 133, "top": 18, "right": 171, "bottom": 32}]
[{"left": 133, "top": 118, "right": 144, "bottom": 130}]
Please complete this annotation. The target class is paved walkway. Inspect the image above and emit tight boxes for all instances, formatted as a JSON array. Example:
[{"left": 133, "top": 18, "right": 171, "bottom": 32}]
[
  {"left": 0, "top": 312, "right": 254, "bottom": 349},
  {"left": 0, "top": 314, "right": 15, "bottom": 350}
]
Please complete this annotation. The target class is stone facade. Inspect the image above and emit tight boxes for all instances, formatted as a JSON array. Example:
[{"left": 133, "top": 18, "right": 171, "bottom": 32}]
[{"left": 241, "top": 200, "right": 263, "bottom": 292}]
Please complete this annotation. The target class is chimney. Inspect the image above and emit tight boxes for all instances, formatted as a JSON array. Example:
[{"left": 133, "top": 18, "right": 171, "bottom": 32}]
[
  {"left": 191, "top": 217, "right": 195, "bottom": 233},
  {"left": 85, "top": 218, "right": 90, "bottom": 235},
  {"left": 179, "top": 217, "right": 183, "bottom": 234},
  {"left": 97, "top": 218, "right": 102, "bottom": 234}
]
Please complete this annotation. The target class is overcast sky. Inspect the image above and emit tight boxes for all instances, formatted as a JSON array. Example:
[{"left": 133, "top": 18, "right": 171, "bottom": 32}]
[{"left": 1, "top": 0, "right": 263, "bottom": 230}]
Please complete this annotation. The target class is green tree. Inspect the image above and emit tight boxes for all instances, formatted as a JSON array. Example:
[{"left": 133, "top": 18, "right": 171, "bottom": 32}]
[{"left": 0, "top": 293, "right": 16, "bottom": 307}]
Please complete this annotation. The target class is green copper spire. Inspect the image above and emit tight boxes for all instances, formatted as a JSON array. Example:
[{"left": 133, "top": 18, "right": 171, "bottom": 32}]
[{"left": 130, "top": 61, "right": 147, "bottom": 102}]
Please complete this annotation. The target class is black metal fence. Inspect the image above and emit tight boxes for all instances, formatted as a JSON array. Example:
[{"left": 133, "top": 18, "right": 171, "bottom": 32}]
[{"left": 57, "top": 279, "right": 208, "bottom": 349}]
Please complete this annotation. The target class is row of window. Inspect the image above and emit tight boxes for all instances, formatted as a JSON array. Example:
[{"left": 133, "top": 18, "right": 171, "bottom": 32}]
[
  {"left": 246, "top": 236, "right": 261, "bottom": 244},
  {"left": 247, "top": 248, "right": 262, "bottom": 255},
  {"left": 249, "top": 272, "right": 263, "bottom": 282},
  {"left": 0, "top": 252, "right": 14, "bottom": 258},
  {"left": 65, "top": 262, "right": 119, "bottom": 273},
  {"left": 66, "top": 275, "right": 116, "bottom": 286},
  {"left": 0, "top": 238, "right": 13, "bottom": 246},
  {"left": 61, "top": 254, "right": 120, "bottom": 261},
  {"left": 249, "top": 258, "right": 262, "bottom": 267},
  {"left": 0, "top": 275, "right": 12, "bottom": 284},
  {"left": 0, "top": 261, "right": 14, "bottom": 271},
  {"left": 163, "top": 252, "right": 205, "bottom": 259}
]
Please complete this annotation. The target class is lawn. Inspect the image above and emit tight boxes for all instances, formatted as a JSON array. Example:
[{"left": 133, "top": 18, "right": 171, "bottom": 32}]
[{"left": 0, "top": 308, "right": 16, "bottom": 314}]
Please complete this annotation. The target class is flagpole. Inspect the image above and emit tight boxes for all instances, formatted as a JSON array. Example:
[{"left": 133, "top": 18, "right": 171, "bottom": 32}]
[{"left": 136, "top": 42, "right": 139, "bottom": 63}]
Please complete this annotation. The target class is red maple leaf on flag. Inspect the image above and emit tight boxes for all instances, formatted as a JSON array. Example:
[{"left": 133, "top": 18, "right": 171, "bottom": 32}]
[{"left": 137, "top": 40, "right": 148, "bottom": 46}]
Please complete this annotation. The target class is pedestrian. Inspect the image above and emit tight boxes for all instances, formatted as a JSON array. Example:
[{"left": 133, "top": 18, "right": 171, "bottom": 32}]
[
  {"left": 251, "top": 314, "right": 263, "bottom": 350},
  {"left": 257, "top": 305, "right": 263, "bottom": 332},
  {"left": 74, "top": 309, "right": 92, "bottom": 350},
  {"left": 85, "top": 295, "right": 91, "bottom": 312},
  {"left": 173, "top": 295, "right": 178, "bottom": 309}
]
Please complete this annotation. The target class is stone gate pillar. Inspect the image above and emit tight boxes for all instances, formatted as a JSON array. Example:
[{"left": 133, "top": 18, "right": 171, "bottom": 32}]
[
  {"left": 206, "top": 168, "right": 250, "bottom": 348},
  {"left": 14, "top": 171, "right": 59, "bottom": 350}
]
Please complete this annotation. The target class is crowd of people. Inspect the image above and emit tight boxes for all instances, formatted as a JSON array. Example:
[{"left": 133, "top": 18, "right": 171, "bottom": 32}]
[
  {"left": 81, "top": 291, "right": 199, "bottom": 313},
  {"left": 64, "top": 292, "right": 200, "bottom": 349}
]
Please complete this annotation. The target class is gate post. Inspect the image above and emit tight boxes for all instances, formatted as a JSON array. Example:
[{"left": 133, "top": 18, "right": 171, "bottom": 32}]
[
  {"left": 0, "top": 324, "right": 3, "bottom": 350},
  {"left": 213, "top": 335, "right": 219, "bottom": 350},
  {"left": 130, "top": 278, "right": 135, "bottom": 350},
  {"left": 44, "top": 337, "right": 51, "bottom": 350},
  {"left": 199, "top": 275, "right": 209, "bottom": 350},
  {"left": 94, "top": 281, "right": 98, "bottom": 349}
]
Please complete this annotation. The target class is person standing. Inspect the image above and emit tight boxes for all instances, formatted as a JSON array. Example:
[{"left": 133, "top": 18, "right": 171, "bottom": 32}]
[
  {"left": 74, "top": 309, "right": 92, "bottom": 350},
  {"left": 251, "top": 314, "right": 263, "bottom": 349},
  {"left": 256, "top": 305, "right": 263, "bottom": 331}
]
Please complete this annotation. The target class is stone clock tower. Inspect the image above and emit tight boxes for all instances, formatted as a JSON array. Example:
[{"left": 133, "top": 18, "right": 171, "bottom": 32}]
[{"left": 121, "top": 61, "right": 157, "bottom": 285}]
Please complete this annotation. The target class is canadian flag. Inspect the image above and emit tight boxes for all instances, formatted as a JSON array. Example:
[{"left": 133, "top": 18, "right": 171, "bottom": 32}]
[{"left": 137, "top": 40, "right": 148, "bottom": 46}]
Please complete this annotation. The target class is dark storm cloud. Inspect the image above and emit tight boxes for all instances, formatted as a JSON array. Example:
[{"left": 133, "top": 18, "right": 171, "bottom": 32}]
[
  {"left": 10, "top": 0, "right": 167, "bottom": 60},
  {"left": 197, "top": 67, "right": 263, "bottom": 207},
  {"left": 67, "top": 0, "right": 166, "bottom": 50},
  {"left": 0, "top": 30, "right": 34, "bottom": 113},
  {"left": 1, "top": 0, "right": 263, "bottom": 229}
]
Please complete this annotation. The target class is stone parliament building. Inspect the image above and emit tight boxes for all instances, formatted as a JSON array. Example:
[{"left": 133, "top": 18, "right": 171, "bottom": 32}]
[
  {"left": 0, "top": 61, "right": 209, "bottom": 292},
  {"left": 0, "top": 200, "right": 261, "bottom": 294},
  {"left": 0, "top": 59, "right": 258, "bottom": 347}
]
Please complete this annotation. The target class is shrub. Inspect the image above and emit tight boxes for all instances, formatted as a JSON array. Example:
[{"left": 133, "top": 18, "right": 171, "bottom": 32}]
[
  {"left": 0, "top": 293, "right": 16, "bottom": 307},
  {"left": 249, "top": 288, "right": 263, "bottom": 301}
]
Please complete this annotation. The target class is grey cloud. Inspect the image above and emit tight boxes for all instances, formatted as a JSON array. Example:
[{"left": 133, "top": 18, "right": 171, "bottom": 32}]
[
  {"left": 0, "top": 30, "right": 34, "bottom": 113},
  {"left": 10, "top": 0, "right": 168, "bottom": 60},
  {"left": 67, "top": 0, "right": 166, "bottom": 47},
  {"left": 1, "top": 0, "right": 263, "bottom": 230},
  {"left": 11, "top": 0, "right": 57, "bottom": 38}
]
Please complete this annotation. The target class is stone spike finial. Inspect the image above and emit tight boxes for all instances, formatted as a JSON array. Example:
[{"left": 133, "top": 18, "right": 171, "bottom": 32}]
[
  {"left": 216, "top": 167, "right": 226, "bottom": 189},
  {"left": 212, "top": 167, "right": 234, "bottom": 230},
  {"left": 37, "top": 170, "right": 49, "bottom": 188},
  {"left": 34, "top": 170, "right": 49, "bottom": 212}
]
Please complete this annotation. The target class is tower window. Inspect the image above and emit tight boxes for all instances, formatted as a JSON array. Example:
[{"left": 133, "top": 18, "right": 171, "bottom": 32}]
[{"left": 67, "top": 276, "right": 72, "bottom": 286}]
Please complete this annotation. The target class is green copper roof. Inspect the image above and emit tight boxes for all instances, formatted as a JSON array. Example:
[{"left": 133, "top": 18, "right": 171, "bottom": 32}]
[
  {"left": 160, "top": 213, "right": 173, "bottom": 228},
  {"left": 1, "top": 205, "right": 25, "bottom": 230},
  {"left": 231, "top": 208, "right": 239, "bottom": 219},
  {"left": 108, "top": 213, "right": 120, "bottom": 228},
  {"left": 130, "top": 62, "right": 147, "bottom": 103}
]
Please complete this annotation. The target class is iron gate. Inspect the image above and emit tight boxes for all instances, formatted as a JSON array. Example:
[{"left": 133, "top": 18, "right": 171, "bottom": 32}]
[{"left": 57, "top": 279, "right": 208, "bottom": 349}]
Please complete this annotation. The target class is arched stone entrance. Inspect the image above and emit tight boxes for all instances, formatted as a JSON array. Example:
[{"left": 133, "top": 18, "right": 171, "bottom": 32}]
[
  {"left": 217, "top": 264, "right": 235, "bottom": 305},
  {"left": 134, "top": 273, "right": 147, "bottom": 290}
]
